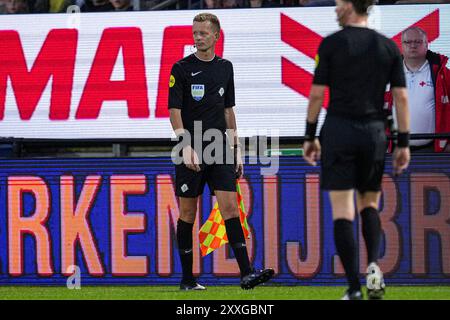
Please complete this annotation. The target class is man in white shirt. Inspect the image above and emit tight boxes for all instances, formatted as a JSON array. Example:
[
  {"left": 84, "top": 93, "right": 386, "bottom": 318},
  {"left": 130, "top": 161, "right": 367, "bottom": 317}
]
[{"left": 395, "top": 26, "right": 450, "bottom": 152}]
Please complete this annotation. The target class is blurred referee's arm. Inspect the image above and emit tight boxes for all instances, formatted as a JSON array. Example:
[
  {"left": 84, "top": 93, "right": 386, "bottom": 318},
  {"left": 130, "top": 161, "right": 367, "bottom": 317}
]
[
  {"left": 303, "top": 84, "right": 325, "bottom": 166},
  {"left": 391, "top": 87, "right": 411, "bottom": 175},
  {"left": 225, "top": 107, "right": 243, "bottom": 178},
  {"left": 170, "top": 108, "right": 200, "bottom": 172}
]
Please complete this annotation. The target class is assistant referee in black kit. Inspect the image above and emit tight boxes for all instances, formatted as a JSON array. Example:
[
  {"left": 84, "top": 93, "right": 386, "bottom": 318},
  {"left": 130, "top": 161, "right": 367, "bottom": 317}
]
[
  {"left": 303, "top": 0, "right": 410, "bottom": 300},
  {"left": 168, "top": 13, "right": 274, "bottom": 291}
]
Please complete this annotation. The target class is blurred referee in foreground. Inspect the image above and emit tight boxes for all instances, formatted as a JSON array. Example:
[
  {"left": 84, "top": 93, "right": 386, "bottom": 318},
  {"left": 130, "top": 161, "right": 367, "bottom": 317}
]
[
  {"left": 168, "top": 13, "right": 274, "bottom": 291},
  {"left": 303, "top": 0, "right": 410, "bottom": 300}
]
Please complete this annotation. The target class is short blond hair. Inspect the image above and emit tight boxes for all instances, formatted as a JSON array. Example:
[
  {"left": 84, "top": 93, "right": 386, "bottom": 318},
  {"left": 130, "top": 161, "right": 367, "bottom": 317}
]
[{"left": 193, "top": 13, "right": 221, "bottom": 34}]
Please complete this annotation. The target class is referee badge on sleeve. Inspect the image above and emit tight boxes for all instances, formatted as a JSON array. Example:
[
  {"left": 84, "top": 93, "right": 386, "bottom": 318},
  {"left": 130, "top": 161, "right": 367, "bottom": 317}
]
[
  {"left": 191, "top": 84, "right": 205, "bottom": 101},
  {"left": 315, "top": 54, "right": 320, "bottom": 68}
]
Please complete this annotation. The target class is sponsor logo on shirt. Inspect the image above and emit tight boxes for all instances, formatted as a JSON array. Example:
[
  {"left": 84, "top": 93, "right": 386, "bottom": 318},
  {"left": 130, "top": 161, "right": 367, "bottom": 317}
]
[
  {"left": 169, "top": 75, "right": 175, "bottom": 88},
  {"left": 419, "top": 80, "right": 433, "bottom": 87},
  {"left": 191, "top": 84, "right": 205, "bottom": 101}
]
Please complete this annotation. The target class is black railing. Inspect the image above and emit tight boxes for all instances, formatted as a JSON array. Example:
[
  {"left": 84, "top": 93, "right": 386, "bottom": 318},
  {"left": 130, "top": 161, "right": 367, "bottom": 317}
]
[
  {"left": 1, "top": 133, "right": 449, "bottom": 158},
  {"left": 2, "top": 132, "right": 449, "bottom": 144}
]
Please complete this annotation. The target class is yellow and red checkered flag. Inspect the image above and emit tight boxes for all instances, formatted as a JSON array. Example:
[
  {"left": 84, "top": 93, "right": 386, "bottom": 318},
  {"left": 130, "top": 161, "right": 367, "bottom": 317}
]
[{"left": 198, "top": 182, "right": 250, "bottom": 257}]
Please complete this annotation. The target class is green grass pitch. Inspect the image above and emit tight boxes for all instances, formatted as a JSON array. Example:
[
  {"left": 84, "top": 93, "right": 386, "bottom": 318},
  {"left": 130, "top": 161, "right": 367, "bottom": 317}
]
[{"left": 0, "top": 285, "right": 449, "bottom": 300}]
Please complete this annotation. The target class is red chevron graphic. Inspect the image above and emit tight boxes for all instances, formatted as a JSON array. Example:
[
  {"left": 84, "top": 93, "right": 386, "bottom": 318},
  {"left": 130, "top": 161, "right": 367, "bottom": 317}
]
[
  {"left": 281, "top": 13, "right": 329, "bottom": 107},
  {"left": 282, "top": 57, "right": 329, "bottom": 106},
  {"left": 281, "top": 10, "right": 440, "bottom": 108},
  {"left": 391, "top": 9, "right": 440, "bottom": 50},
  {"left": 281, "top": 14, "right": 323, "bottom": 60}
]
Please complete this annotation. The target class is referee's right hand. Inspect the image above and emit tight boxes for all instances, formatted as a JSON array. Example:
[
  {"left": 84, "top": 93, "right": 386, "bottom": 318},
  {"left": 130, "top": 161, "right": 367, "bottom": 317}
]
[
  {"left": 182, "top": 145, "right": 201, "bottom": 172},
  {"left": 303, "top": 139, "right": 321, "bottom": 166}
]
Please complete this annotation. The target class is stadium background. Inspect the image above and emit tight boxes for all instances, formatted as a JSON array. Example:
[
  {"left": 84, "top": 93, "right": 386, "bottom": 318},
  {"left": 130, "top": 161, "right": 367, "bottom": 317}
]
[{"left": 0, "top": 4, "right": 449, "bottom": 287}]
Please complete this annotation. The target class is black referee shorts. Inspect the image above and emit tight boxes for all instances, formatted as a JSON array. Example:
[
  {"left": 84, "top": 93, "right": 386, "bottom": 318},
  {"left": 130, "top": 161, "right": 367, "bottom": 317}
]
[
  {"left": 319, "top": 115, "right": 387, "bottom": 193},
  {"left": 175, "top": 163, "right": 236, "bottom": 198}
]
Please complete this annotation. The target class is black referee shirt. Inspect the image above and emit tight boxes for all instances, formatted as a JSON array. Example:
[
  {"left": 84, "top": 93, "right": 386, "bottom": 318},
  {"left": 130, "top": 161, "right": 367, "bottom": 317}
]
[
  {"left": 313, "top": 26, "right": 406, "bottom": 120},
  {"left": 168, "top": 54, "right": 235, "bottom": 133}
]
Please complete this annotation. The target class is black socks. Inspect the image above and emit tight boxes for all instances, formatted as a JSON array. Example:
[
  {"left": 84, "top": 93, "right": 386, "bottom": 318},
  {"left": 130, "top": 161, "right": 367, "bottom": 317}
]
[
  {"left": 334, "top": 219, "right": 360, "bottom": 293},
  {"left": 177, "top": 219, "right": 194, "bottom": 282},
  {"left": 224, "top": 217, "right": 252, "bottom": 277},
  {"left": 360, "top": 207, "right": 382, "bottom": 265},
  {"left": 177, "top": 217, "right": 252, "bottom": 281}
]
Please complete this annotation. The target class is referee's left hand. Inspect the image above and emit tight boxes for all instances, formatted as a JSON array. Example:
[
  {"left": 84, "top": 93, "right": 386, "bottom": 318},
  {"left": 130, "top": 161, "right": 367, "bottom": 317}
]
[
  {"left": 235, "top": 146, "right": 244, "bottom": 179},
  {"left": 303, "top": 139, "right": 321, "bottom": 166}
]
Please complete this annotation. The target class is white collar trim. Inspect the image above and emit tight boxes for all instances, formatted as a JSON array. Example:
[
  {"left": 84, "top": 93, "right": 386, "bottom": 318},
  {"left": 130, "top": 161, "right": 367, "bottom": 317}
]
[{"left": 404, "top": 60, "right": 429, "bottom": 73}]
